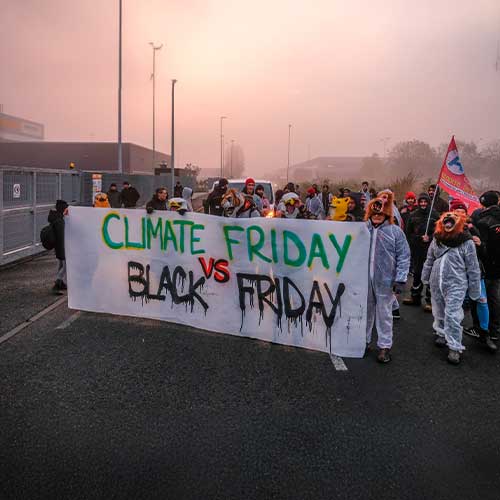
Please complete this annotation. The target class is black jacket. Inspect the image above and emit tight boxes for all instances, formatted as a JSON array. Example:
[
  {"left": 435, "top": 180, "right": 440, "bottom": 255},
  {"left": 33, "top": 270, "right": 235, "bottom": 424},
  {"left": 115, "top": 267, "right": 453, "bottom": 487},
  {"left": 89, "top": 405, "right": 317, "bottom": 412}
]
[
  {"left": 120, "top": 186, "right": 140, "bottom": 208},
  {"left": 48, "top": 209, "right": 65, "bottom": 260},
  {"left": 107, "top": 190, "right": 122, "bottom": 208},
  {"left": 206, "top": 187, "right": 227, "bottom": 216},
  {"left": 346, "top": 192, "right": 364, "bottom": 221},
  {"left": 476, "top": 205, "right": 500, "bottom": 279},
  {"left": 406, "top": 207, "right": 439, "bottom": 247},
  {"left": 146, "top": 195, "right": 168, "bottom": 212},
  {"left": 431, "top": 195, "right": 449, "bottom": 214},
  {"left": 174, "top": 184, "right": 183, "bottom": 198}
]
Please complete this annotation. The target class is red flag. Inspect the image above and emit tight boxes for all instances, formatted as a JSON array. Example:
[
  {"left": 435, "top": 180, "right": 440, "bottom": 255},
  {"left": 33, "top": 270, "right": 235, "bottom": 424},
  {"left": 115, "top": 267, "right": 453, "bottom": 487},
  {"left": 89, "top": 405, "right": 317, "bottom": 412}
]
[{"left": 437, "top": 136, "right": 481, "bottom": 212}]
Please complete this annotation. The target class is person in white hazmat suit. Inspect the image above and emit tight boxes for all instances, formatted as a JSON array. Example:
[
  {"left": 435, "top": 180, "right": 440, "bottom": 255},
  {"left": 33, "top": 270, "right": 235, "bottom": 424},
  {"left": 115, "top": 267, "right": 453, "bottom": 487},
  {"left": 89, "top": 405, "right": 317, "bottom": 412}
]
[
  {"left": 421, "top": 211, "right": 481, "bottom": 365},
  {"left": 365, "top": 197, "right": 411, "bottom": 363}
]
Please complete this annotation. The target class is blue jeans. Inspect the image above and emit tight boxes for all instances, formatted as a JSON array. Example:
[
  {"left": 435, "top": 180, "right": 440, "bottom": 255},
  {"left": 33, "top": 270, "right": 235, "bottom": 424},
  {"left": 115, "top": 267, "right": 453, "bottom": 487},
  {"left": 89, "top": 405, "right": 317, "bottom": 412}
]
[{"left": 470, "top": 279, "right": 489, "bottom": 331}]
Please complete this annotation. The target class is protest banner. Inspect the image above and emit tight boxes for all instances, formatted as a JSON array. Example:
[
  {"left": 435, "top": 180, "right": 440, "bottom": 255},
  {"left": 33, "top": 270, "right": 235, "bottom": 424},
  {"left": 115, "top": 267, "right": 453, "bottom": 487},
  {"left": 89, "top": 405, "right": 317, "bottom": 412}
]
[
  {"left": 66, "top": 207, "right": 370, "bottom": 358},
  {"left": 437, "top": 136, "right": 481, "bottom": 212}
]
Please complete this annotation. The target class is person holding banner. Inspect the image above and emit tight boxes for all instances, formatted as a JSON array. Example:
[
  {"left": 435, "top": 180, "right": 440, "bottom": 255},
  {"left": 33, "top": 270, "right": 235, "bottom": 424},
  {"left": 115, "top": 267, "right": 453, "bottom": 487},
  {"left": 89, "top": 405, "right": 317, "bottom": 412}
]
[
  {"left": 146, "top": 187, "right": 168, "bottom": 213},
  {"left": 365, "top": 197, "right": 410, "bottom": 363}
]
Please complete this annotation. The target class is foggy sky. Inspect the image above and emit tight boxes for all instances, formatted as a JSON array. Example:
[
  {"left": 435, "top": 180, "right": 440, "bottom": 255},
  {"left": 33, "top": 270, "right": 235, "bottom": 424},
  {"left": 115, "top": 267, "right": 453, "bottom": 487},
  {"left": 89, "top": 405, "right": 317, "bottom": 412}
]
[{"left": 1, "top": 0, "right": 499, "bottom": 175}]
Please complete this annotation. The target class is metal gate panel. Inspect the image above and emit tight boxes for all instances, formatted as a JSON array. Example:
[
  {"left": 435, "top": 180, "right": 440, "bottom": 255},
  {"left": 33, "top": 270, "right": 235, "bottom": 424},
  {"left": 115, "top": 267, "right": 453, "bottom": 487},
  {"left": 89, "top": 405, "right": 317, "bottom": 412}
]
[
  {"left": 36, "top": 173, "right": 58, "bottom": 204},
  {"left": 3, "top": 209, "right": 34, "bottom": 252},
  {"left": 3, "top": 171, "right": 33, "bottom": 208}
]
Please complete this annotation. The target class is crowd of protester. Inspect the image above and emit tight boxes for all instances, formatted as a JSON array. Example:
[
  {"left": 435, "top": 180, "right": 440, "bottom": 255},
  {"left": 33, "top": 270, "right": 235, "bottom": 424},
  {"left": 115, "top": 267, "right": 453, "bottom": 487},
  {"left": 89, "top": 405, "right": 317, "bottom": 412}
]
[{"left": 45, "top": 175, "right": 500, "bottom": 367}]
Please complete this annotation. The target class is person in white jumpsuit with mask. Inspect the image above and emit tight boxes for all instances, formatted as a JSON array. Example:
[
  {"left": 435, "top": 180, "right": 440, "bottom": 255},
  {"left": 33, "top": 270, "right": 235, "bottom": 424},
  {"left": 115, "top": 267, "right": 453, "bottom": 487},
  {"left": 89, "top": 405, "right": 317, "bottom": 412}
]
[
  {"left": 421, "top": 212, "right": 481, "bottom": 365},
  {"left": 366, "top": 197, "right": 411, "bottom": 363}
]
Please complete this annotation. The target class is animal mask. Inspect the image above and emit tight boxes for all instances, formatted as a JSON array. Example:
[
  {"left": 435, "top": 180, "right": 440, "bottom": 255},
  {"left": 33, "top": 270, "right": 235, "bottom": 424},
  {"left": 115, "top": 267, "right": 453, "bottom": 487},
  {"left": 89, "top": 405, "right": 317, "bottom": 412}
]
[
  {"left": 281, "top": 192, "right": 301, "bottom": 218},
  {"left": 168, "top": 197, "right": 188, "bottom": 212},
  {"left": 221, "top": 189, "right": 255, "bottom": 217},
  {"left": 94, "top": 192, "right": 110, "bottom": 208},
  {"left": 328, "top": 196, "right": 350, "bottom": 221},
  {"left": 435, "top": 212, "right": 464, "bottom": 238},
  {"left": 365, "top": 197, "right": 394, "bottom": 224}
]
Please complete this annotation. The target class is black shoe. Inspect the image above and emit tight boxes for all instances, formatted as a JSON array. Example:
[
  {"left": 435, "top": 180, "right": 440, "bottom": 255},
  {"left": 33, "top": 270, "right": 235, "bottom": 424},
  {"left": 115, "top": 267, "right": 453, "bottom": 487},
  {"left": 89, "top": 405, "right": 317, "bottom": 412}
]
[
  {"left": 447, "top": 349, "right": 460, "bottom": 365},
  {"left": 59, "top": 281, "right": 67, "bottom": 291},
  {"left": 434, "top": 336, "right": 447, "bottom": 348},
  {"left": 377, "top": 348, "right": 391, "bottom": 363},
  {"left": 52, "top": 280, "right": 64, "bottom": 295},
  {"left": 392, "top": 308, "right": 401, "bottom": 320},
  {"left": 491, "top": 334, "right": 499, "bottom": 341},
  {"left": 463, "top": 326, "right": 480, "bottom": 338}
]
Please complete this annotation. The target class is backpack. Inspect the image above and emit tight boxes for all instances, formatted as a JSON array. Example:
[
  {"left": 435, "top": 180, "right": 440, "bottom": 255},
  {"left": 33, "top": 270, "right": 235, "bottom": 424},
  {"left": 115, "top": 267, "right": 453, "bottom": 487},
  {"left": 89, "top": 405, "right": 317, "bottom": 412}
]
[{"left": 40, "top": 224, "right": 56, "bottom": 250}]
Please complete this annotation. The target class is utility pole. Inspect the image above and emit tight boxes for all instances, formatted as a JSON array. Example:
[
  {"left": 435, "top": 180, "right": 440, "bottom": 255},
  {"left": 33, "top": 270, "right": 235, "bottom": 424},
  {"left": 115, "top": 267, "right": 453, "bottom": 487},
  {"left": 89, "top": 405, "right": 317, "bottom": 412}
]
[
  {"left": 149, "top": 42, "right": 163, "bottom": 170},
  {"left": 220, "top": 116, "right": 227, "bottom": 177},
  {"left": 287, "top": 124, "right": 292, "bottom": 183},
  {"left": 230, "top": 139, "right": 234, "bottom": 178},
  {"left": 380, "top": 137, "right": 390, "bottom": 161},
  {"left": 117, "top": 0, "right": 123, "bottom": 173},
  {"left": 171, "top": 79, "right": 177, "bottom": 194}
]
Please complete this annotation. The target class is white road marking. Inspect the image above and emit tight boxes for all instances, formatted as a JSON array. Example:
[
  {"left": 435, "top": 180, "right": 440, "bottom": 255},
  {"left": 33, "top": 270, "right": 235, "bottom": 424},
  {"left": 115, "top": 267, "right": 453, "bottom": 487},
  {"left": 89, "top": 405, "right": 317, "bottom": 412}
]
[
  {"left": 56, "top": 311, "right": 82, "bottom": 330},
  {"left": 330, "top": 354, "right": 348, "bottom": 371},
  {"left": 0, "top": 296, "right": 67, "bottom": 346}
]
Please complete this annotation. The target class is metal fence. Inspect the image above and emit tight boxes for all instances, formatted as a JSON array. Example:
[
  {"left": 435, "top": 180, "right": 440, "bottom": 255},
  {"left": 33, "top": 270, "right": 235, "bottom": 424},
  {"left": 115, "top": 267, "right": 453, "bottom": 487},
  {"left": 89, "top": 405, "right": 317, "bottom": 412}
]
[
  {"left": 0, "top": 166, "right": 81, "bottom": 265},
  {"left": 0, "top": 166, "right": 196, "bottom": 265}
]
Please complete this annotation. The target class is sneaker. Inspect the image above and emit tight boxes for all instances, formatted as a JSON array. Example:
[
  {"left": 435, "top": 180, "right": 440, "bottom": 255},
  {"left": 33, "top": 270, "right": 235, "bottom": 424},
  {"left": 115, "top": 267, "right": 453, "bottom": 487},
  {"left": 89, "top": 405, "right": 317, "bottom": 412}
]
[
  {"left": 463, "top": 326, "right": 480, "bottom": 338},
  {"left": 423, "top": 304, "right": 432, "bottom": 313},
  {"left": 392, "top": 308, "right": 401, "bottom": 320},
  {"left": 52, "top": 280, "right": 64, "bottom": 295},
  {"left": 434, "top": 336, "right": 447, "bottom": 348},
  {"left": 403, "top": 297, "right": 421, "bottom": 306},
  {"left": 447, "top": 349, "right": 460, "bottom": 365},
  {"left": 483, "top": 336, "right": 498, "bottom": 353},
  {"left": 491, "top": 334, "right": 499, "bottom": 341},
  {"left": 377, "top": 348, "right": 391, "bottom": 363}
]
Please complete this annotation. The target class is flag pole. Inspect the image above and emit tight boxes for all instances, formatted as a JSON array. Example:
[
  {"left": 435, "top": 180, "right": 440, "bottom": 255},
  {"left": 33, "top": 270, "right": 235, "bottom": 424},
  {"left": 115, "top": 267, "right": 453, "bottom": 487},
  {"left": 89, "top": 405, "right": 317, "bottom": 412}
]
[{"left": 424, "top": 136, "right": 453, "bottom": 236}]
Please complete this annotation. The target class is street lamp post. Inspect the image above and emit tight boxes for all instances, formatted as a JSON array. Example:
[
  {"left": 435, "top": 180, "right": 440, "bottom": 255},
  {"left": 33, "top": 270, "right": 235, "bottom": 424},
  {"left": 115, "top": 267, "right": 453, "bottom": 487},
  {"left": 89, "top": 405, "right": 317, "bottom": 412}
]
[
  {"left": 287, "top": 124, "right": 292, "bottom": 183},
  {"left": 171, "top": 79, "right": 177, "bottom": 194},
  {"left": 149, "top": 42, "right": 163, "bottom": 170},
  {"left": 230, "top": 139, "right": 234, "bottom": 178},
  {"left": 117, "top": 0, "right": 123, "bottom": 173},
  {"left": 220, "top": 116, "right": 227, "bottom": 177}
]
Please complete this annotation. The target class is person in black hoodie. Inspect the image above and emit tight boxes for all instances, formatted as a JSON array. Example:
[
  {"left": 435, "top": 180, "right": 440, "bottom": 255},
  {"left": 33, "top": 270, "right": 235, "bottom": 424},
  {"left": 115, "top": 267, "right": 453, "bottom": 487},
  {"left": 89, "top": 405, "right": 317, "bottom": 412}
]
[
  {"left": 107, "top": 183, "right": 122, "bottom": 208},
  {"left": 346, "top": 192, "right": 365, "bottom": 221},
  {"left": 146, "top": 187, "right": 168, "bottom": 213},
  {"left": 120, "top": 181, "right": 140, "bottom": 208},
  {"left": 476, "top": 191, "right": 500, "bottom": 341},
  {"left": 205, "top": 178, "right": 228, "bottom": 216},
  {"left": 403, "top": 192, "right": 439, "bottom": 310},
  {"left": 48, "top": 199, "right": 68, "bottom": 294}
]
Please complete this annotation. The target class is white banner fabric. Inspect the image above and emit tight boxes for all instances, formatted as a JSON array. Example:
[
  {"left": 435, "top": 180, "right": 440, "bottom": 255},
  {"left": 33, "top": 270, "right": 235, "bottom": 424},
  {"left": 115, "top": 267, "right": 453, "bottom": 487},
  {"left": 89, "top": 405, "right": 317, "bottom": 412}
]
[{"left": 66, "top": 207, "right": 370, "bottom": 358}]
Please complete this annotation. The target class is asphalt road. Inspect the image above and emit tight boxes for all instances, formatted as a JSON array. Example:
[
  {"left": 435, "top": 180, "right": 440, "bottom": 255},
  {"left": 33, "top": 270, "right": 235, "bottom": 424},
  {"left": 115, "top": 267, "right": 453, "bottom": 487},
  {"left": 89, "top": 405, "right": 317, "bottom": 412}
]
[{"left": 1, "top": 254, "right": 500, "bottom": 500}]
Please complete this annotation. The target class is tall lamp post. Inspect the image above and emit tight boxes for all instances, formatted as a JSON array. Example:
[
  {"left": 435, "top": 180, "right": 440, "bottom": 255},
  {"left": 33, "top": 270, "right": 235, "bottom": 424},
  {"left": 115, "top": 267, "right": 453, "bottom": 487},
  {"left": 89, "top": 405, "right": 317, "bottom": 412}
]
[
  {"left": 149, "top": 42, "right": 163, "bottom": 170},
  {"left": 117, "top": 0, "right": 123, "bottom": 173},
  {"left": 171, "top": 79, "right": 177, "bottom": 194},
  {"left": 287, "top": 124, "right": 292, "bottom": 183},
  {"left": 230, "top": 139, "right": 234, "bottom": 178},
  {"left": 220, "top": 116, "right": 227, "bottom": 177}
]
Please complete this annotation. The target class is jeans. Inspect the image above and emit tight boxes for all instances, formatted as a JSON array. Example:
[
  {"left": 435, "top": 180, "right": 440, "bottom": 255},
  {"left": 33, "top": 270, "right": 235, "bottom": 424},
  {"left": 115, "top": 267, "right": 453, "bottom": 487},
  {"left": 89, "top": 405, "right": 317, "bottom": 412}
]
[
  {"left": 56, "top": 259, "right": 67, "bottom": 284},
  {"left": 470, "top": 279, "right": 489, "bottom": 332}
]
